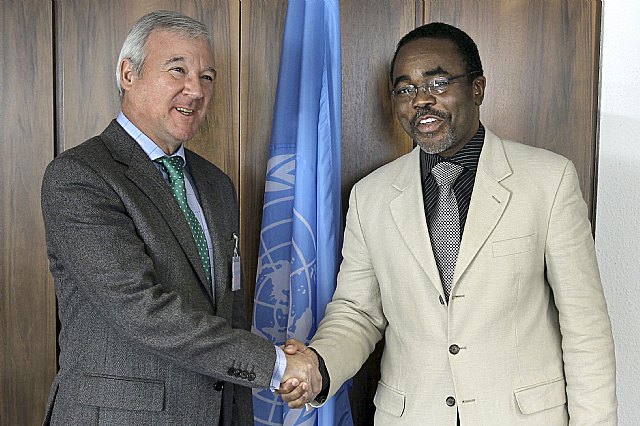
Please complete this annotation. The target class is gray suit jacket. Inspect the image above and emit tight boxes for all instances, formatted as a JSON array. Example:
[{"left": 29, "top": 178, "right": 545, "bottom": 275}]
[{"left": 41, "top": 121, "right": 275, "bottom": 425}]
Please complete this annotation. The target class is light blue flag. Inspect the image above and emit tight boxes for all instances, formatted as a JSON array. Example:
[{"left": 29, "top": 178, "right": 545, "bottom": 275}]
[{"left": 251, "top": 1, "right": 353, "bottom": 425}]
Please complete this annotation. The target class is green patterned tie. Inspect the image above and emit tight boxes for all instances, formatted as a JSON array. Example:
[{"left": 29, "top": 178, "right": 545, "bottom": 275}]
[{"left": 154, "top": 156, "right": 212, "bottom": 286}]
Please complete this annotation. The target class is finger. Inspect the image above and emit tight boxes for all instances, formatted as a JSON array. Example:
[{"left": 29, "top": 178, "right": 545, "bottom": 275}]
[
  {"left": 277, "top": 377, "right": 299, "bottom": 394},
  {"left": 280, "top": 384, "right": 307, "bottom": 403},
  {"left": 282, "top": 343, "right": 298, "bottom": 355},
  {"left": 284, "top": 338, "right": 308, "bottom": 352},
  {"left": 286, "top": 392, "right": 310, "bottom": 409}
]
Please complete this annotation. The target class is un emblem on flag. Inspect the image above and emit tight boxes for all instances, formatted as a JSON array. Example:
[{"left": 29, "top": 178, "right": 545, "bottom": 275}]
[{"left": 252, "top": 153, "right": 318, "bottom": 425}]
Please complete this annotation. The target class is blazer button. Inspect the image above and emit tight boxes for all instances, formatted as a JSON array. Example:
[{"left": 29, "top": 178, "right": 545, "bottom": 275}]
[
  {"left": 214, "top": 381, "right": 224, "bottom": 391},
  {"left": 240, "top": 371, "right": 248, "bottom": 379},
  {"left": 446, "top": 396, "right": 456, "bottom": 407},
  {"left": 449, "top": 344, "right": 460, "bottom": 355},
  {"left": 233, "top": 369, "right": 241, "bottom": 377},
  {"left": 227, "top": 368, "right": 235, "bottom": 376},
  {"left": 248, "top": 373, "right": 256, "bottom": 381}
]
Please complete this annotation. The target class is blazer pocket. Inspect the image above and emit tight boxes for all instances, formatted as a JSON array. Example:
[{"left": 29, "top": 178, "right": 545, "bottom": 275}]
[
  {"left": 492, "top": 233, "right": 537, "bottom": 258},
  {"left": 514, "top": 376, "right": 567, "bottom": 415},
  {"left": 78, "top": 373, "right": 165, "bottom": 412},
  {"left": 373, "top": 380, "right": 405, "bottom": 417}
]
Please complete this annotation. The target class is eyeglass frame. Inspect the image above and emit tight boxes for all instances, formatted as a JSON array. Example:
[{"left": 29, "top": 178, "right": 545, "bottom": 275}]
[{"left": 390, "top": 70, "right": 482, "bottom": 101}]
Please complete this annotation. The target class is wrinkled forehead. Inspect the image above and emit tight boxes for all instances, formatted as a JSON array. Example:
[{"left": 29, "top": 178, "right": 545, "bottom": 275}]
[
  {"left": 393, "top": 38, "right": 466, "bottom": 79},
  {"left": 145, "top": 30, "right": 215, "bottom": 67}
]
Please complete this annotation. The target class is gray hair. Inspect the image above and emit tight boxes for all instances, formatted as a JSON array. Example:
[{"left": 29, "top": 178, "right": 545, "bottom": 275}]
[{"left": 115, "top": 10, "right": 213, "bottom": 98}]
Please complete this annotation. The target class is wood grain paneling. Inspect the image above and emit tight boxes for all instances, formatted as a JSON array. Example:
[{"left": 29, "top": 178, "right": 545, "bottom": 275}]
[
  {"left": 1, "top": 1, "right": 57, "bottom": 424},
  {"left": 340, "top": 0, "right": 422, "bottom": 211},
  {"left": 239, "top": 0, "right": 288, "bottom": 321},
  {"left": 54, "top": 0, "right": 240, "bottom": 186},
  {"left": 423, "top": 0, "right": 602, "bottom": 216}
]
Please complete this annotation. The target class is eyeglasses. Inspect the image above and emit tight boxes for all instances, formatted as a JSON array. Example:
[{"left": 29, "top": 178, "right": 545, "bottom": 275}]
[{"left": 390, "top": 71, "right": 481, "bottom": 101}]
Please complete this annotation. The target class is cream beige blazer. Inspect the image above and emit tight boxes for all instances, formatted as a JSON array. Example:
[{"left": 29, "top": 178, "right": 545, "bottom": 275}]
[{"left": 310, "top": 129, "right": 617, "bottom": 425}]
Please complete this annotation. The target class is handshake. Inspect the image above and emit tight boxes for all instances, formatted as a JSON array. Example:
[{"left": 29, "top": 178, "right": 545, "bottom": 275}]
[{"left": 277, "top": 339, "right": 323, "bottom": 408}]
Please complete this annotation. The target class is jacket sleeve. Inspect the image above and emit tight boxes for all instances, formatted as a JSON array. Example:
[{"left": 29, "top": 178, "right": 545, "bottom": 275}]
[
  {"left": 544, "top": 160, "right": 618, "bottom": 424},
  {"left": 310, "top": 183, "right": 386, "bottom": 400}
]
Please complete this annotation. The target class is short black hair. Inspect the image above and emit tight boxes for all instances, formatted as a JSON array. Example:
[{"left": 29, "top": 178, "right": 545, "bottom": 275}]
[{"left": 390, "top": 22, "right": 483, "bottom": 82}]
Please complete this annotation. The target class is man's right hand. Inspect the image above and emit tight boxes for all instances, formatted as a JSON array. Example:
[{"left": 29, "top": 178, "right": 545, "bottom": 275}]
[{"left": 276, "top": 339, "right": 321, "bottom": 408}]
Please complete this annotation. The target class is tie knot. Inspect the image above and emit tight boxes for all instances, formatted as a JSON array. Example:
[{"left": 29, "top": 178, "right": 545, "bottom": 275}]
[
  {"left": 431, "top": 162, "right": 464, "bottom": 187},
  {"left": 155, "top": 156, "right": 185, "bottom": 176}
]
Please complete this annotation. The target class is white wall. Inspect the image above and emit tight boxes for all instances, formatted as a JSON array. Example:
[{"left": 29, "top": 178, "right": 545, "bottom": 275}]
[{"left": 596, "top": 1, "right": 640, "bottom": 424}]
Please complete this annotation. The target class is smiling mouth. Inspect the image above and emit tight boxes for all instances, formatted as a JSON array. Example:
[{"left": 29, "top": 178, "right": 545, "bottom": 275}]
[
  {"left": 418, "top": 117, "right": 438, "bottom": 125},
  {"left": 176, "top": 107, "right": 195, "bottom": 116}
]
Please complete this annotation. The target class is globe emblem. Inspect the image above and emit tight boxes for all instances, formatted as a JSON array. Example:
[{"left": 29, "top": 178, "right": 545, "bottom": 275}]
[{"left": 252, "top": 153, "right": 318, "bottom": 426}]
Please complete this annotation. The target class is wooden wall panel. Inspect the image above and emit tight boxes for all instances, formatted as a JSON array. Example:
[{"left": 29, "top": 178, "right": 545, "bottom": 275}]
[
  {"left": 54, "top": 0, "right": 240, "bottom": 186},
  {"left": 239, "top": 0, "right": 288, "bottom": 321},
  {"left": 0, "top": 1, "right": 57, "bottom": 424},
  {"left": 340, "top": 0, "right": 422, "bottom": 210},
  {"left": 423, "top": 0, "right": 602, "bottom": 216}
]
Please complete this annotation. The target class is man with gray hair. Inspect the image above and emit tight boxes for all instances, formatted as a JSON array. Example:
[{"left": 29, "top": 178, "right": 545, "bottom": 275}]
[{"left": 41, "top": 10, "right": 319, "bottom": 425}]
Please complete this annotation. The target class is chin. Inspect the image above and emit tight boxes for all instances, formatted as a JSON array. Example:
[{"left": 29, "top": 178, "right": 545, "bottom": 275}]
[{"left": 415, "top": 128, "right": 457, "bottom": 155}]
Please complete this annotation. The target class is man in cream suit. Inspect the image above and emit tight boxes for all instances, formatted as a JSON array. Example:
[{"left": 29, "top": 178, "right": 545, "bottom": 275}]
[
  {"left": 41, "top": 11, "right": 318, "bottom": 425},
  {"left": 279, "top": 22, "right": 617, "bottom": 424}
]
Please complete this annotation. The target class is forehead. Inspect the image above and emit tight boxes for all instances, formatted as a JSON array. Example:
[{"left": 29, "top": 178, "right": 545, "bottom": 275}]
[
  {"left": 144, "top": 30, "right": 214, "bottom": 63},
  {"left": 393, "top": 38, "right": 466, "bottom": 79}
]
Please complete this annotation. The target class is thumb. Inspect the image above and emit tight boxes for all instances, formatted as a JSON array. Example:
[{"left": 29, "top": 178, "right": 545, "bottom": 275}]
[{"left": 284, "top": 338, "right": 308, "bottom": 353}]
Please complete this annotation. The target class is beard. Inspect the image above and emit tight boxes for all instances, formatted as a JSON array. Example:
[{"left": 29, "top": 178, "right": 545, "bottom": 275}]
[
  {"left": 409, "top": 107, "right": 458, "bottom": 154},
  {"left": 414, "top": 124, "right": 457, "bottom": 154}
]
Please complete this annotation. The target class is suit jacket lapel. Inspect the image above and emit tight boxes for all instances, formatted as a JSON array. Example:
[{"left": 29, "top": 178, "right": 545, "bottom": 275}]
[
  {"left": 101, "top": 121, "right": 213, "bottom": 298},
  {"left": 187, "top": 152, "right": 232, "bottom": 316},
  {"left": 390, "top": 147, "right": 444, "bottom": 295},
  {"left": 453, "top": 129, "right": 511, "bottom": 287}
]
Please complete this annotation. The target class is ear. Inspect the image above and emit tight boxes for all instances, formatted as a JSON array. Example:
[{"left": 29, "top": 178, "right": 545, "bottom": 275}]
[
  {"left": 473, "top": 75, "right": 486, "bottom": 106},
  {"left": 120, "top": 59, "right": 136, "bottom": 92}
]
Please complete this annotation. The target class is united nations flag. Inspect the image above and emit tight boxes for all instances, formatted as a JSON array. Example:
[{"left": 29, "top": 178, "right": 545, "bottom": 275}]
[{"left": 251, "top": 1, "right": 352, "bottom": 425}]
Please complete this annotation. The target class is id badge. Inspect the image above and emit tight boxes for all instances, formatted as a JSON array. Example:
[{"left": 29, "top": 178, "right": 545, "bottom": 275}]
[{"left": 232, "top": 233, "right": 241, "bottom": 291}]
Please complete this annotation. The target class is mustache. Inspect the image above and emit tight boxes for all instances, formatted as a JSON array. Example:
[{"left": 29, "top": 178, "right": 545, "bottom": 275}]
[{"left": 413, "top": 108, "right": 451, "bottom": 126}]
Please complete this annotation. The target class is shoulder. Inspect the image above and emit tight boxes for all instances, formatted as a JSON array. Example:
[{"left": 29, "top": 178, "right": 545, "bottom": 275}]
[
  {"left": 486, "top": 129, "right": 570, "bottom": 171},
  {"left": 354, "top": 147, "right": 419, "bottom": 190},
  {"left": 184, "top": 149, "right": 233, "bottom": 186},
  {"left": 481, "top": 129, "right": 573, "bottom": 191}
]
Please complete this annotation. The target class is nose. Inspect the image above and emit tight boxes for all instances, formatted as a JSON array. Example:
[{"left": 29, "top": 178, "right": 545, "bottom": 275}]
[
  {"left": 183, "top": 74, "right": 204, "bottom": 99},
  {"left": 411, "top": 86, "right": 436, "bottom": 108}
]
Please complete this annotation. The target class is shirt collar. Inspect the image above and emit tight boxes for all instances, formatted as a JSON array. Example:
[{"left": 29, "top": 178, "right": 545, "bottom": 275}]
[{"left": 116, "top": 111, "right": 186, "bottom": 164}]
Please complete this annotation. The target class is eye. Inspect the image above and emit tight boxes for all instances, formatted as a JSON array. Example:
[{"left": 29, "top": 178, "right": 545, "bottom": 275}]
[
  {"left": 395, "top": 85, "right": 416, "bottom": 95},
  {"left": 169, "top": 67, "right": 186, "bottom": 76},
  {"left": 430, "top": 78, "right": 449, "bottom": 89},
  {"left": 201, "top": 74, "right": 214, "bottom": 82}
]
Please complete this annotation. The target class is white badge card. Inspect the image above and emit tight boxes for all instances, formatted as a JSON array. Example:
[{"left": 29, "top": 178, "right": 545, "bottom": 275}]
[{"left": 232, "top": 233, "right": 241, "bottom": 291}]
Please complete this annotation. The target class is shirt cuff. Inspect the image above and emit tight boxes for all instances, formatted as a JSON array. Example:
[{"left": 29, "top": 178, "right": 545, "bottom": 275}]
[{"left": 270, "top": 345, "right": 287, "bottom": 391}]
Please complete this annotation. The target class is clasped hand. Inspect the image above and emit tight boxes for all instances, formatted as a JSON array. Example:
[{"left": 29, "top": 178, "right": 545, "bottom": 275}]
[{"left": 276, "top": 339, "right": 322, "bottom": 408}]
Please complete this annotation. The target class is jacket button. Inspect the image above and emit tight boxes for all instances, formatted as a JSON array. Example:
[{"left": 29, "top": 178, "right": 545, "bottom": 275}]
[
  {"left": 227, "top": 368, "right": 235, "bottom": 376},
  {"left": 233, "top": 369, "right": 241, "bottom": 377},
  {"left": 240, "top": 371, "right": 248, "bottom": 379},
  {"left": 446, "top": 396, "right": 456, "bottom": 407},
  {"left": 248, "top": 373, "right": 256, "bottom": 381},
  {"left": 214, "top": 381, "right": 224, "bottom": 391},
  {"left": 449, "top": 344, "right": 460, "bottom": 355}
]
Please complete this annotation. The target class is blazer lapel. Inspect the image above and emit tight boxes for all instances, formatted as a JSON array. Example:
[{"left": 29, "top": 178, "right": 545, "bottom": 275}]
[
  {"left": 453, "top": 130, "right": 511, "bottom": 287},
  {"left": 390, "top": 147, "right": 444, "bottom": 295},
  {"left": 187, "top": 153, "right": 232, "bottom": 315},
  {"left": 101, "top": 122, "right": 212, "bottom": 297}
]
